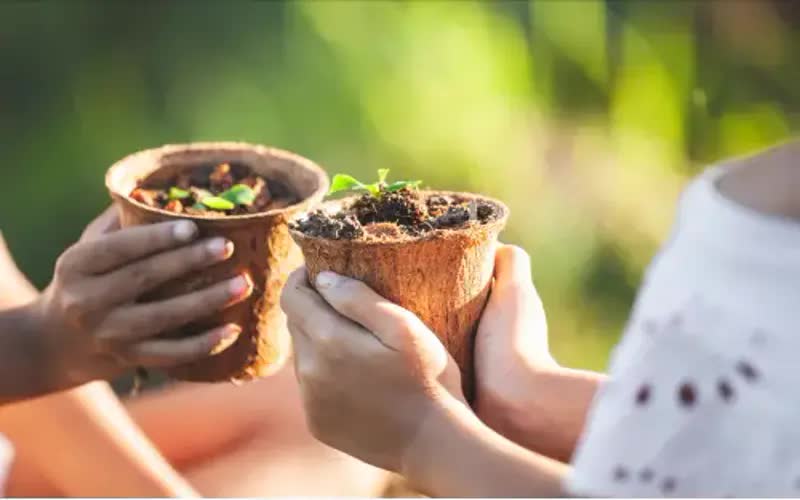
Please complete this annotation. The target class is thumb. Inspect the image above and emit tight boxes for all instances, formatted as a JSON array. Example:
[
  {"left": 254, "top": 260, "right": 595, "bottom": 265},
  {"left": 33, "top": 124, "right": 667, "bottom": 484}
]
[
  {"left": 484, "top": 244, "right": 550, "bottom": 356},
  {"left": 314, "top": 271, "right": 443, "bottom": 353}
]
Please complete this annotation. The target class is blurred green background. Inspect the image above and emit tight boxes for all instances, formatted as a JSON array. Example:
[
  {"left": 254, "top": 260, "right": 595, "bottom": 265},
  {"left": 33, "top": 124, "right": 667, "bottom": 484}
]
[{"left": 1, "top": 0, "right": 796, "bottom": 371}]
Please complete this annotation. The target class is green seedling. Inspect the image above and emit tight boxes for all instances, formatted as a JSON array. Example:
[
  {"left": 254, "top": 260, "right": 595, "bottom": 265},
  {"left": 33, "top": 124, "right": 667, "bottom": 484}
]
[
  {"left": 169, "top": 187, "right": 190, "bottom": 200},
  {"left": 171, "top": 184, "right": 256, "bottom": 212},
  {"left": 220, "top": 184, "right": 256, "bottom": 206},
  {"left": 200, "top": 196, "right": 235, "bottom": 211},
  {"left": 328, "top": 169, "right": 421, "bottom": 197}
]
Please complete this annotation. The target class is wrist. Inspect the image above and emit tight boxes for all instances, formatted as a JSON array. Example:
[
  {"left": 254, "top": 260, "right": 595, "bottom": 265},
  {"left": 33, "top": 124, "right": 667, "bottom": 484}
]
[
  {"left": 400, "top": 393, "right": 481, "bottom": 494},
  {"left": 24, "top": 294, "right": 86, "bottom": 392},
  {"left": 476, "top": 357, "right": 559, "bottom": 445}
]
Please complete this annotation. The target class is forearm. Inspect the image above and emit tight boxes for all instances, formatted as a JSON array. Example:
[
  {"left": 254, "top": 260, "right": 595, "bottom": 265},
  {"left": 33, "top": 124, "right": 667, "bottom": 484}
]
[
  {"left": 405, "top": 397, "right": 568, "bottom": 497},
  {"left": 0, "top": 382, "right": 197, "bottom": 497},
  {"left": 485, "top": 366, "right": 605, "bottom": 463},
  {"left": 0, "top": 234, "right": 54, "bottom": 401},
  {"left": 0, "top": 303, "right": 55, "bottom": 402},
  {"left": 0, "top": 237, "right": 198, "bottom": 496}
]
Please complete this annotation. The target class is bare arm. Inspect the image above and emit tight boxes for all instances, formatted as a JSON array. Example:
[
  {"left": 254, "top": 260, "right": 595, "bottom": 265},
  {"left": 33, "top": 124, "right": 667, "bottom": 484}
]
[
  {"left": 485, "top": 366, "right": 605, "bottom": 463},
  {"left": 476, "top": 142, "right": 800, "bottom": 463},
  {"left": 0, "top": 231, "right": 197, "bottom": 497},
  {"left": 0, "top": 234, "right": 52, "bottom": 399},
  {"left": 404, "top": 396, "right": 568, "bottom": 498}
]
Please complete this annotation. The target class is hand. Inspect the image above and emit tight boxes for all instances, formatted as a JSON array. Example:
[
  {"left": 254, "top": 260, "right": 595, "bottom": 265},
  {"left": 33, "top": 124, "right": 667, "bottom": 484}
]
[
  {"left": 474, "top": 244, "right": 556, "bottom": 424},
  {"left": 473, "top": 244, "right": 602, "bottom": 461},
  {"left": 30, "top": 206, "right": 254, "bottom": 388},
  {"left": 280, "top": 267, "right": 465, "bottom": 473}
]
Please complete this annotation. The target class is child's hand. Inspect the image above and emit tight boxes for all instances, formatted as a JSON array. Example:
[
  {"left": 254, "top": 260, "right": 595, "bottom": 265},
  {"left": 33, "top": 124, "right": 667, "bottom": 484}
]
[
  {"left": 280, "top": 267, "right": 465, "bottom": 473},
  {"left": 32, "top": 208, "right": 253, "bottom": 388},
  {"left": 474, "top": 245, "right": 557, "bottom": 423},
  {"left": 474, "top": 244, "right": 602, "bottom": 462}
]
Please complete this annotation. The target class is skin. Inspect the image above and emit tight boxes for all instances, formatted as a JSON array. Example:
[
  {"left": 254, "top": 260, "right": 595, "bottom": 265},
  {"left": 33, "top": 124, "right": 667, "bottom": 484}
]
[
  {"left": 0, "top": 207, "right": 253, "bottom": 403},
  {"left": 281, "top": 139, "right": 800, "bottom": 497},
  {"left": 281, "top": 248, "right": 569, "bottom": 497},
  {"left": 0, "top": 223, "right": 198, "bottom": 497},
  {"left": 1, "top": 211, "right": 389, "bottom": 497},
  {"left": 471, "top": 246, "right": 605, "bottom": 463}
]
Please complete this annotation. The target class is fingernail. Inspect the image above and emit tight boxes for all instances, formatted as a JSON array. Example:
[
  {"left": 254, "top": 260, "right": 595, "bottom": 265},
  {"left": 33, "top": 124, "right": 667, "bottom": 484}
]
[
  {"left": 316, "top": 271, "right": 344, "bottom": 290},
  {"left": 206, "top": 238, "right": 233, "bottom": 260},
  {"left": 228, "top": 274, "right": 253, "bottom": 298},
  {"left": 172, "top": 220, "right": 198, "bottom": 242},
  {"left": 211, "top": 324, "right": 241, "bottom": 355}
]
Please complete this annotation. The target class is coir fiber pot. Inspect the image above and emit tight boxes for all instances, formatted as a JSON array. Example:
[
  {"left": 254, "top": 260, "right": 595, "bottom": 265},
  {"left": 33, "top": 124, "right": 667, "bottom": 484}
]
[
  {"left": 106, "top": 142, "right": 328, "bottom": 382},
  {"left": 290, "top": 192, "right": 508, "bottom": 399}
]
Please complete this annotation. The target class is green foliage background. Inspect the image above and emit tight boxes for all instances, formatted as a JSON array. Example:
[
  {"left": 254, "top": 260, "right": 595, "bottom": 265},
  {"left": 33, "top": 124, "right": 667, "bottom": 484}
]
[{"left": 1, "top": 0, "right": 796, "bottom": 370}]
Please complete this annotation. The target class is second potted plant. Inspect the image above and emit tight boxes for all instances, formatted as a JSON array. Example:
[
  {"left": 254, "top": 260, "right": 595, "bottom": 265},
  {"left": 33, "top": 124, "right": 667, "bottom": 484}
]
[
  {"left": 290, "top": 170, "right": 508, "bottom": 399},
  {"left": 106, "top": 142, "right": 329, "bottom": 382}
]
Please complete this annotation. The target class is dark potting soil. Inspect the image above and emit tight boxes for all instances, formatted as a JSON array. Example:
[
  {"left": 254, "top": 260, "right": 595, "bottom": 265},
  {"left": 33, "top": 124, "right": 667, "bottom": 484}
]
[
  {"left": 291, "top": 188, "right": 499, "bottom": 240},
  {"left": 130, "top": 162, "right": 298, "bottom": 217}
]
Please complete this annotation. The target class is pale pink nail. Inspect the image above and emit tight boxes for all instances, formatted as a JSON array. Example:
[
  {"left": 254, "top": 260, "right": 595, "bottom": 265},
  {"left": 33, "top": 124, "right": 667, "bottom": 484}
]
[
  {"left": 210, "top": 324, "right": 241, "bottom": 355},
  {"left": 206, "top": 238, "right": 232, "bottom": 260},
  {"left": 172, "top": 220, "right": 198, "bottom": 242},
  {"left": 316, "top": 271, "right": 344, "bottom": 290},
  {"left": 228, "top": 274, "right": 252, "bottom": 297}
]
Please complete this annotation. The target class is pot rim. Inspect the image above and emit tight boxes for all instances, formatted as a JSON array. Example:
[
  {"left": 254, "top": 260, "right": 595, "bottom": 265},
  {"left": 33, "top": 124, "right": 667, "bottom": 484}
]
[
  {"left": 106, "top": 142, "right": 330, "bottom": 222},
  {"left": 289, "top": 190, "right": 509, "bottom": 248}
]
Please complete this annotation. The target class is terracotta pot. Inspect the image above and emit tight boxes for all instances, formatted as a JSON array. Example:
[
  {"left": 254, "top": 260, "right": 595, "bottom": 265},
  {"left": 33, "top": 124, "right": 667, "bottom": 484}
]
[
  {"left": 290, "top": 191, "right": 508, "bottom": 399},
  {"left": 106, "top": 142, "right": 328, "bottom": 382}
]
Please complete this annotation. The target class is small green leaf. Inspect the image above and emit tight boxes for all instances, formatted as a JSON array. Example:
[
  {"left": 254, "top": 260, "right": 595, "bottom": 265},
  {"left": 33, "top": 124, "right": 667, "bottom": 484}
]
[
  {"left": 201, "top": 196, "right": 235, "bottom": 210},
  {"left": 364, "top": 183, "right": 382, "bottom": 196},
  {"left": 191, "top": 202, "right": 206, "bottom": 210},
  {"left": 385, "top": 180, "right": 422, "bottom": 192},
  {"left": 377, "top": 168, "right": 389, "bottom": 184},
  {"left": 329, "top": 174, "right": 366, "bottom": 194},
  {"left": 220, "top": 184, "right": 256, "bottom": 205},
  {"left": 169, "top": 187, "right": 190, "bottom": 200}
]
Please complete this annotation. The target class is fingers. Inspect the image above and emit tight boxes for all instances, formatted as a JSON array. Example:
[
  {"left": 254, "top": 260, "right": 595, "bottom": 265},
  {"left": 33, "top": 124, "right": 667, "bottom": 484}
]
[
  {"left": 80, "top": 206, "right": 122, "bottom": 242},
  {"left": 493, "top": 244, "right": 534, "bottom": 290},
  {"left": 90, "top": 237, "right": 234, "bottom": 306},
  {"left": 483, "top": 244, "right": 549, "bottom": 357},
  {"left": 97, "top": 273, "right": 253, "bottom": 344},
  {"left": 123, "top": 323, "right": 242, "bottom": 367},
  {"left": 281, "top": 267, "right": 384, "bottom": 351},
  {"left": 313, "top": 270, "right": 428, "bottom": 351},
  {"left": 62, "top": 220, "right": 200, "bottom": 275}
]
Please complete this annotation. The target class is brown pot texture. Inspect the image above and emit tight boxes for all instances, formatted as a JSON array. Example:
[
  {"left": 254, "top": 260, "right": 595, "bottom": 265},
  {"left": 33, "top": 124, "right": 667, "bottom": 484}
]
[
  {"left": 106, "top": 142, "right": 329, "bottom": 382},
  {"left": 290, "top": 191, "right": 508, "bottom": 399}
]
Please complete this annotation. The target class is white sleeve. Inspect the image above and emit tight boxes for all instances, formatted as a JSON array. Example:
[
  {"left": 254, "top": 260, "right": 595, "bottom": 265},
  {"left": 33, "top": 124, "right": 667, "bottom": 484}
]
[{"left": 566, "top": 165, "right": 800, "bottom": 497}]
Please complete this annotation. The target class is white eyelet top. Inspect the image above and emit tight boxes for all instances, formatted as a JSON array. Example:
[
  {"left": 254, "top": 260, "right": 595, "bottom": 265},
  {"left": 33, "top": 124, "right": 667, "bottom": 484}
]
[{"left": 567, "top": 164, "right": 800, "bottom": 497}]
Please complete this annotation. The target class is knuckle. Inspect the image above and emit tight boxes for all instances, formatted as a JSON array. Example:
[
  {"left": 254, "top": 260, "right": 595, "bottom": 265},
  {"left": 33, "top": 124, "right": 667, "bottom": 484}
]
[
  {"left": 129, "top": 263, "right": 160, "bottom": 291},
  {"left": 54, "top": 251, "right": 75, "bottom": 277},
  {"left": 394, "top": 308, "right": 421, "bottom": 334},
  {"left": 60, "top": 290, "right": 88, "bottom": 319},
  {"left": 332, "top": 281, "right": 364, "bottom": 313}
]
